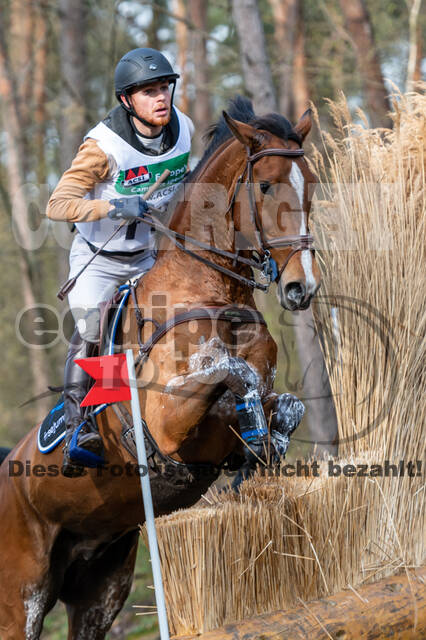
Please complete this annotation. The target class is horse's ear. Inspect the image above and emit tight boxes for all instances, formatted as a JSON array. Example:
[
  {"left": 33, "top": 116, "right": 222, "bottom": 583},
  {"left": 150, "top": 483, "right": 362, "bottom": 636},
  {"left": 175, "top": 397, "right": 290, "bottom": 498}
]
[
  {"left": 294, "top": 108, "right": 312, "bottom": 143},
  {"left": 222, "top": 111, "right": 259, "bottom": 149}
]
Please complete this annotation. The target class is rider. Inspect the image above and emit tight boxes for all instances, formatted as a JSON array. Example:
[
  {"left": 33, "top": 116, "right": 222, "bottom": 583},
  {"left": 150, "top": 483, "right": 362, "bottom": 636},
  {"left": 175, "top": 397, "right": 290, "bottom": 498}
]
[{"left": 47, "top": 48, "right": 194, "bottom": 476}]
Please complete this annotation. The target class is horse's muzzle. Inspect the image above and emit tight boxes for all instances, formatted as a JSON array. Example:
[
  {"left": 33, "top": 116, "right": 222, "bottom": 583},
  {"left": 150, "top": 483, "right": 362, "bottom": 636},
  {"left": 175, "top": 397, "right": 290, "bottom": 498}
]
[{"left": 279, "top": 281, "right": 320, "bottom": 311}]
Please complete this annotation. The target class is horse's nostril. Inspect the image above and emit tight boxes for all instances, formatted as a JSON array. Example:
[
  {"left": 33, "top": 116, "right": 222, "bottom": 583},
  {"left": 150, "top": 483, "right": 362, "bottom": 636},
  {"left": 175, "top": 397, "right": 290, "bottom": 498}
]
[{"left": 284, "top": 282, "right": 306, "bottom": 305}]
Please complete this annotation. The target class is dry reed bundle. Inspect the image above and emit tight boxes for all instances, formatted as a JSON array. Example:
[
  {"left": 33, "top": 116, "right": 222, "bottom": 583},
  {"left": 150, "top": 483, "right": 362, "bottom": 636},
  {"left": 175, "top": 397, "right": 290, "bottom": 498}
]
[
  {"left": 151, "top": 455, "right": 423, "bottom": 635},
  {"left": 310, "top": 84, "right": 425, "bottom": 462},
  {"left": 142, "top": 88, "right": 425, "bottom": 635}
]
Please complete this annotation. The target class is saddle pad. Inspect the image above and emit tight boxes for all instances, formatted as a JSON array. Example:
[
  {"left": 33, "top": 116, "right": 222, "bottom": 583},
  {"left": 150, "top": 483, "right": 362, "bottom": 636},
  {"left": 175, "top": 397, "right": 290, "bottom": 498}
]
[{"left": 37, "top": 395, "right": 66, "bottom": 453}]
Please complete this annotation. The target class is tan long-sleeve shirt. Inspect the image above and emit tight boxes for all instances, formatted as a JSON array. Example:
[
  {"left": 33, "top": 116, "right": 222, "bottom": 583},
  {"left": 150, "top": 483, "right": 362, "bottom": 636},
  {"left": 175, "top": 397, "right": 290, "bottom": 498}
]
[{"left": 46, "top": 139, "right": 115, "bottom": 223}]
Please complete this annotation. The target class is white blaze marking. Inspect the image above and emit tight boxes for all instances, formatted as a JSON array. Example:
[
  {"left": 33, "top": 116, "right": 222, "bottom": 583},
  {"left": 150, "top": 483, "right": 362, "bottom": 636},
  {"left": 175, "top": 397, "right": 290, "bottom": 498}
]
[{"left": 289, "top": 163, "right": 317, "bottom": 292}]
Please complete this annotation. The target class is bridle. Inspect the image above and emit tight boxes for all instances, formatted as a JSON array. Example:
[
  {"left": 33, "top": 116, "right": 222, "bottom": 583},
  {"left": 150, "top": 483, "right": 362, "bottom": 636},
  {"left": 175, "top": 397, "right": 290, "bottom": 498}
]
[
  {"left": 136, "top": 144, "right": 315, "bottom": 292},
  {"left": 227, "top": 146, "right": 314, "bottom": 284}
]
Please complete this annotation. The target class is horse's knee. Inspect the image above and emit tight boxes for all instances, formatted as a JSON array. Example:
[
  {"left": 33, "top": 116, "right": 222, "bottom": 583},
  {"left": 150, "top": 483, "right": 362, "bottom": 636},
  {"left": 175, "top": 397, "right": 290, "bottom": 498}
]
[{"left": 222, "top": 356, "right": 259, "bottom": 397}]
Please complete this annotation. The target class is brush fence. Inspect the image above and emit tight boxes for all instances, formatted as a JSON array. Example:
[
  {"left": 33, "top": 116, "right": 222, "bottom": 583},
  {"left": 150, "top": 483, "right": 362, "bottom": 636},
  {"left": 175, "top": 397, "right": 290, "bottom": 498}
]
[{"left": 146, "top": 457, "right": 423, "bottom": 635}]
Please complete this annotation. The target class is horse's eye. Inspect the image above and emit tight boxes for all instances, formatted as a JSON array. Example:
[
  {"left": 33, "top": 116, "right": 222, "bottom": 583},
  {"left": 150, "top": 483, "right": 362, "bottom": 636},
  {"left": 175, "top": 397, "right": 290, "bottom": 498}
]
[{"left": 260, "top": 181, "right": 271, "bottom": 195}]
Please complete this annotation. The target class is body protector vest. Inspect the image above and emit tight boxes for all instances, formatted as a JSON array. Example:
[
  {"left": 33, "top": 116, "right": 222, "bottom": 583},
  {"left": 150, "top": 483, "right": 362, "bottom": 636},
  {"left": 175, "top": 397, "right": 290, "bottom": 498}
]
[{"left": 75, "top": 106, "right": 192, "bottom": 253}]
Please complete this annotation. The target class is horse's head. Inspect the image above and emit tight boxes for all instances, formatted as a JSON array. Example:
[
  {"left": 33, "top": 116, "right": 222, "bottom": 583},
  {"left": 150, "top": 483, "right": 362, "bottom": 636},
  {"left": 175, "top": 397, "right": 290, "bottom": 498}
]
[{"left": 223, "top": 109, "right": 321, "bottom": 310}]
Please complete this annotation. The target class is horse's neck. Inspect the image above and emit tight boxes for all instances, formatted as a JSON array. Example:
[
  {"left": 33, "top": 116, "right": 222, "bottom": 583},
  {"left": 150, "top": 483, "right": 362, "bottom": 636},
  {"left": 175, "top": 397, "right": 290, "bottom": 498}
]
[
  {"left": 168, "top": 144, "right": 243, "bottom": 249},
  {"left": 139, "top": 144, "right": 256, "bottom": 309}
]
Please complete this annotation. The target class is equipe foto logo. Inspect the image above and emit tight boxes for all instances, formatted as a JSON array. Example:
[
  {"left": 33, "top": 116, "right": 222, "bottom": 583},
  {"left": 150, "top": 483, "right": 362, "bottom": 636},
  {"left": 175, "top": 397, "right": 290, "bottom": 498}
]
[{"left": 122, "top": 165, "right": 152, "bottom": 187}]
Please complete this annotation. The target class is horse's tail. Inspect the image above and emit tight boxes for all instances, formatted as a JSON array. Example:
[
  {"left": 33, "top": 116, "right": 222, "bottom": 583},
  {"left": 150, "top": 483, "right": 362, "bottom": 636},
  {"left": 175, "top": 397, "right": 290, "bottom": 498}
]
[{"left": 0, "top": 447, "right": 11, "bottom": 466}]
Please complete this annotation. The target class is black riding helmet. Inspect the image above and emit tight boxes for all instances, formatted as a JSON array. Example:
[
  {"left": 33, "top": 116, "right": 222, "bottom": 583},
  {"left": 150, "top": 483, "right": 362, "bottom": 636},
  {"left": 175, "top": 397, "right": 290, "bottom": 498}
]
[{"left": 115, "top": 48, "right": 179, "bottom": 127}]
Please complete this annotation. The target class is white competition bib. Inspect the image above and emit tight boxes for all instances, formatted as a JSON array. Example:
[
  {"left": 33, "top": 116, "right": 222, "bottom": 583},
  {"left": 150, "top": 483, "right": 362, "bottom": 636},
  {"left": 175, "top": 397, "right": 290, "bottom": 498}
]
[{"left": 75, "top": 107, "right": 192, "bottom": 252}]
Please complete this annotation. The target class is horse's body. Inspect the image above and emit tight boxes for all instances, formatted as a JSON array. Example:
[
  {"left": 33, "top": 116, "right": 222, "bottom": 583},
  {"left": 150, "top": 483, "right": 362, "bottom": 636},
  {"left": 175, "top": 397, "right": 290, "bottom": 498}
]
[{"left": 0, "top": 98, "right": 320, "bottom": 638}]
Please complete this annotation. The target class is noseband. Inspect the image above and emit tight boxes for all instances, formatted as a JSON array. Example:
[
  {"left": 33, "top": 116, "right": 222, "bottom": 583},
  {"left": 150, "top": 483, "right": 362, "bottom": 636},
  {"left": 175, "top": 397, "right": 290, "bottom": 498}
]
[{"left": 228, "top": 146, "right": 315, "bottom": 283}]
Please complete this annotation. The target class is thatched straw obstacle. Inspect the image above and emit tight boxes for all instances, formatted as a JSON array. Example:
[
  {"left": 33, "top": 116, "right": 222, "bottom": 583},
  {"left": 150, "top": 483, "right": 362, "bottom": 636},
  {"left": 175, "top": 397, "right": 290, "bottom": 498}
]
[{"left": 142, "top": 86, "right": 425, "bottom": 637}]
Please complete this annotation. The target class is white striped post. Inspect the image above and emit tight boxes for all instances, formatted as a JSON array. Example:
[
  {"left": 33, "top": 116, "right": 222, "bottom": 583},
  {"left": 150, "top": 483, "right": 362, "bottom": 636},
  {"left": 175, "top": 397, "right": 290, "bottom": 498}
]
[{"left": 125, "top": 349, "right": 170, "bottom": 640}]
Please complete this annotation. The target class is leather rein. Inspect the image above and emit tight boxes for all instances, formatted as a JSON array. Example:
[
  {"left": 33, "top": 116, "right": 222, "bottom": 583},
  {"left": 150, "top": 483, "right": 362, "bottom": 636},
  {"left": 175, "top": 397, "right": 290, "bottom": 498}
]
[{"left": 137, "top": 145, "right": 315, "bottom": 292}]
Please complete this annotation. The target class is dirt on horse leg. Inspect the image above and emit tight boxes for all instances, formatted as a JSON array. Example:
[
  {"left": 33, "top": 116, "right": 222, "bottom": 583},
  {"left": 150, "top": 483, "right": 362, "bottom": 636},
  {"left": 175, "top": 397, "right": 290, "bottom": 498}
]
[
  {"left": 0, "top": 500, "right": 59, "bottom": 639},
  {"left": 62, "top": 530, "right": 138, "bottom": 640},
  {"left": 0, "top": 442, "right": 64, "bottom": 640}
]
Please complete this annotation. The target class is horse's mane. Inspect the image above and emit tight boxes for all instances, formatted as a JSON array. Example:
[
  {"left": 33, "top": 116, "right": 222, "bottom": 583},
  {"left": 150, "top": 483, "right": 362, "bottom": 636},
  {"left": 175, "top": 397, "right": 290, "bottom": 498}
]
[{"left": 187, "top": 95, "right": 302, "bottom": 180}]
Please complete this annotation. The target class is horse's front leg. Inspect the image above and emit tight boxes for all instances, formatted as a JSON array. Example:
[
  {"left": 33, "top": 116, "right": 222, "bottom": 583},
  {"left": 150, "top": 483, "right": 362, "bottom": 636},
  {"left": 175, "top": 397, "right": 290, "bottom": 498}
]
[
  {"left": 217, "top": 388, "right": 304, "bottom": 477},
  {"left": 146, "top": 336, "right": 268, "bottom": 463},
  {"left": 165, "top": 340, "right": 305, "bottom": 470},
  {"left": 165, "top": 338, "right": 278, "bottom": 484},
  {"left": 230, "top": 392, "right": 305, "bottom": 489},
  {"left": 145, "top": 337, "right": 247, "bottom": 462}
]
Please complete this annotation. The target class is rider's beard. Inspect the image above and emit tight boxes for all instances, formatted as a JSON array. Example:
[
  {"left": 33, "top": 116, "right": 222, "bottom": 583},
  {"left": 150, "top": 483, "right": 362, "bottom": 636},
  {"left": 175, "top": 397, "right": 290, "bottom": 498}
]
[{"left": 143, "top": 107, "right": 170, "bottom": 128}]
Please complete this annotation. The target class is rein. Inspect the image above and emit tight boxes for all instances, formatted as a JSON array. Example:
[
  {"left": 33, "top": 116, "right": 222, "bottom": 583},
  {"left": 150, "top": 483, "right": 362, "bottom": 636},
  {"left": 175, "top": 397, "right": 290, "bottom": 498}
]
[
  {"left": 132, "top": 211, "right": 270, "bottom": 291},
  {"left": 143, "top": 145, "right": 315, "bottom": 291}
]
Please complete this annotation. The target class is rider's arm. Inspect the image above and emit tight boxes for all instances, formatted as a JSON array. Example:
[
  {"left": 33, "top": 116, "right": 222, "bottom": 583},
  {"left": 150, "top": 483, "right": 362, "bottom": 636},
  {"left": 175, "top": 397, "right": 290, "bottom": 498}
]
[{"left": 46, "top": 138, "right": 115, "bottom": 223}]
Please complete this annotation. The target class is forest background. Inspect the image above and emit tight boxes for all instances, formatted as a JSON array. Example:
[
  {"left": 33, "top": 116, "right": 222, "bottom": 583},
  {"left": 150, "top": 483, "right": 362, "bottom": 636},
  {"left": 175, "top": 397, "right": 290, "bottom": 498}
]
[{"left": 0, "top": 0, "right": 424, "bottom": 455}]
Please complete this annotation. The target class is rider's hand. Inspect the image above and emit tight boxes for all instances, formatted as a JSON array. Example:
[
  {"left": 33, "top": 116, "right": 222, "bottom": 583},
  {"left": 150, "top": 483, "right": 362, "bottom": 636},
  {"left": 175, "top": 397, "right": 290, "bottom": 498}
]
[{"left": 108, "top": 196, "right": 149, "bottom": 220}]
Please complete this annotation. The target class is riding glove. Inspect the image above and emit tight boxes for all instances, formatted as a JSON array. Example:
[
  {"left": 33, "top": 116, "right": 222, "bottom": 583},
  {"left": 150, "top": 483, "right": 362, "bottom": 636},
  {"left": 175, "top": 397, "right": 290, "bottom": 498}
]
[{"left": 108, "top": 195, "right": 149, "bottom": 220}]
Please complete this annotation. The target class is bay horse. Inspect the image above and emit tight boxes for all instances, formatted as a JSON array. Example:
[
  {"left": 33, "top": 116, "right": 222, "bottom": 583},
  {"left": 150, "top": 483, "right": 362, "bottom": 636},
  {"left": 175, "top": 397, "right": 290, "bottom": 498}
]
[{"left": 0, "top": 97, "right": 320, "bottom": 639}]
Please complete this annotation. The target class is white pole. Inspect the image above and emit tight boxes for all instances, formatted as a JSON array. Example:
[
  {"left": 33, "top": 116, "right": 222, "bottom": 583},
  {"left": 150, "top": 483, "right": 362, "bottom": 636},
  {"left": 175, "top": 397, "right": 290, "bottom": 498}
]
[{"left": 125, "top": 349, "right": 170, "bottom": 640}]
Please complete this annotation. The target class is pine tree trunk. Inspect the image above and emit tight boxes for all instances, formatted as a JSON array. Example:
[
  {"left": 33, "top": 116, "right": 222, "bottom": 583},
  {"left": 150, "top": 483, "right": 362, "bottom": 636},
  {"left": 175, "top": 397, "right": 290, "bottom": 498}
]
[
  {"left": 9, "top": 0, "right": 36, "bottom": 180},
  {"left": 231, "top": 0, "right": 277, "bottom": 113},
  {"left": 338, "top": 0, "right": 391, "bottom": 128},
  {"left": 0, "top": 28, "right": 51, "bottom": 420},
  {"left": 292, "top": 4, "right": 337, "bottom": 455},
  {"left": 406, "top": 0, "right": 422, "bottom": 92},
  {"left": 292, "top": 1, "right": 309, "bottom": 119},
  {"left": 33, "top": 4, "right": 48, "bottom": 184},
  {"left": 58, "top": 0, "right": 89, "bottom": 171},
  {"left": 189, "top": 0, "right": 211, "bottom": 158},
  {"left": 174, "top": 0, "right": 190, "bottom": 114},
  {"left": 292, "top": 309, "right": 338, "bottom": 456},
  {"left": 57, "top": 0, "right": 89, "bottom": 286},
  {"left": 268, "top": 0, "right": 297, "bottom": 118},
  {"left": 147, "top": 0, "right": 164, "bottom": 51}
]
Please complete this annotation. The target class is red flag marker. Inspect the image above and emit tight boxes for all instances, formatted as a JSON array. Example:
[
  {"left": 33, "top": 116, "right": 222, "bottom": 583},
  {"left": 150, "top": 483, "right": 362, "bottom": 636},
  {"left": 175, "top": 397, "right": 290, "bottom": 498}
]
[{"left": 75, "top": 354, "right": 131, "bottom": 406}]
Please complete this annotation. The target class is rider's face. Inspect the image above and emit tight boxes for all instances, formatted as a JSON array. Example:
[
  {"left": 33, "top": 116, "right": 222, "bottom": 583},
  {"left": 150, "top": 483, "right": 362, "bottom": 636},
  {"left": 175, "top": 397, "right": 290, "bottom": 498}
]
[{"left": 125, "top": 80, "right": 172, "bottom": 130}]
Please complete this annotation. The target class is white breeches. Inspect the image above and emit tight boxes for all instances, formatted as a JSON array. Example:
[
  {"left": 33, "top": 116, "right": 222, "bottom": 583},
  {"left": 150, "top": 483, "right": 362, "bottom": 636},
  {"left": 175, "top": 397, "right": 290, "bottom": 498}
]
[{"left": 67, "top": 233, "right": 156, "bottom": 342}]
